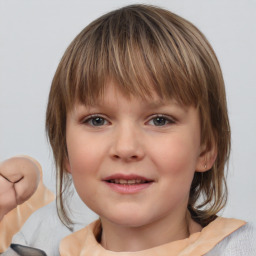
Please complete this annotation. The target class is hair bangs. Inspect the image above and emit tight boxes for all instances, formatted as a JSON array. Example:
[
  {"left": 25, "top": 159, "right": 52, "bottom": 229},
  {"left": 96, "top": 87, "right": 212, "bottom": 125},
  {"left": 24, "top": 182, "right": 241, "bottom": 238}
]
[{"left": 62, "top": 5, "right": 209, "bottom": 110}]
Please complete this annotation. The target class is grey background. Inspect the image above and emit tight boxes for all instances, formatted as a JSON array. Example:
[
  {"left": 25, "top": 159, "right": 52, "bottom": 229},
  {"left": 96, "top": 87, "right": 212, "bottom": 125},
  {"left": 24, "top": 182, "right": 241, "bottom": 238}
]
[{"left": 0, "top": 0, "right": 255, "bottom": 226}]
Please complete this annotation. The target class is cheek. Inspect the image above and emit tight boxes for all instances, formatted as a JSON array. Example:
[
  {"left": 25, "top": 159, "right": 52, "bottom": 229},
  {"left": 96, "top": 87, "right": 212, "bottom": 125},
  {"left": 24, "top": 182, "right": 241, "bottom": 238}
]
[
  {"left": 67, "top": 138, "right": 102, "bottom": 207},
  {"left": 150, "top": 135, "right": 200, "bottom": 176},
  {"left": 151, "top": 137, "right": 199, "bottom": 207},
  {"left": 66, "top": 135, "right": 108, "bottom": 204},
  {"left": 67, "top": 135, "right": 103, "bottom": 174}
]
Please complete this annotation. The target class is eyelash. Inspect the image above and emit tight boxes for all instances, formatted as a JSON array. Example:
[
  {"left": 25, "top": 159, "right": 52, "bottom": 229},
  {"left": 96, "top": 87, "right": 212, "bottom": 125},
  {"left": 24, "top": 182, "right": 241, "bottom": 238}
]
[
  {"left": 147, "top": 114, "right": 175, "bottom": 126},
  {"left": 82, "top": 114, "right": 110, "bottom": 127},
  {"left": 81, "top": 114, "right": 176, "bottom": 127}
]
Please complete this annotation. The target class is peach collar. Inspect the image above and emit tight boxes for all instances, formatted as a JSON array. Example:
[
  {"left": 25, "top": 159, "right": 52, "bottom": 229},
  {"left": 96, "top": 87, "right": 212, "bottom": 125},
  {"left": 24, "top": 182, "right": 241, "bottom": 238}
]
[{"left": 60, "top": 217, "right": 246, "bottom": 256}]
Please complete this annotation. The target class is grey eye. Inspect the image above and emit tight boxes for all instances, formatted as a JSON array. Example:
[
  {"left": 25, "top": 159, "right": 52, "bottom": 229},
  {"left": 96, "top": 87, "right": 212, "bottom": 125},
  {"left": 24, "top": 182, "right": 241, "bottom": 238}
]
[
  {"left": 90, "top": 117, "right": 106, "bottom": 126},
  {"left": 152, "top": 117, "right": 168, "bottom": 126}
]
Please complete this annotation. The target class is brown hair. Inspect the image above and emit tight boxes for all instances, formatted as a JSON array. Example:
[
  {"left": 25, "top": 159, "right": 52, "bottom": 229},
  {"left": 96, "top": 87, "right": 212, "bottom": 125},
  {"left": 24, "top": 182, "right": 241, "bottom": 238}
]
[{"left": 46, "top": 4, "right": 230, "bottom": 228}]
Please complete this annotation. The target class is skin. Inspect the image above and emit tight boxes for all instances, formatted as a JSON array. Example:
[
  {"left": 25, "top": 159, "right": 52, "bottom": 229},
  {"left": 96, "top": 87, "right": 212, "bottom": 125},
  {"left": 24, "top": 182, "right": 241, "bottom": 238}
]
[
  {"left": 0, "top": 157, "right": 40, "bottom": 221},
  {"left": 65, "top": 82, "right": 217, "bottom": 252}
]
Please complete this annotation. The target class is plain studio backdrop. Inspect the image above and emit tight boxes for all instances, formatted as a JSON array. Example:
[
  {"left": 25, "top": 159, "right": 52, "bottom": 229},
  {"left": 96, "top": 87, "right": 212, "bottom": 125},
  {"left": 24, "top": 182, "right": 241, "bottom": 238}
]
[{"left": 0, "top": 0, "right": 255, "bottom": 227}]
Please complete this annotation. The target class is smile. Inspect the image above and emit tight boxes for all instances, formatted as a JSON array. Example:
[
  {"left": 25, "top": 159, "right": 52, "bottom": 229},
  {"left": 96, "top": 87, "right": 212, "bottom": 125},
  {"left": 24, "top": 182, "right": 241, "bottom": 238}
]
[
  {"left": 103, "top": 174, "right": 154, "bottom": 194},
  {"left": 107, "top": 179, "right": 150, "bottom": 185}
]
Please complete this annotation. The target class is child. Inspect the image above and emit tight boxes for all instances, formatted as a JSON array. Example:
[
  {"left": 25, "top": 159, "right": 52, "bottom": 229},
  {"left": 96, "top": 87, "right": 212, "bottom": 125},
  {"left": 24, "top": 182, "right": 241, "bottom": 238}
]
[{"left": 4, "top": 4, "right": 256, "bottom": 255}]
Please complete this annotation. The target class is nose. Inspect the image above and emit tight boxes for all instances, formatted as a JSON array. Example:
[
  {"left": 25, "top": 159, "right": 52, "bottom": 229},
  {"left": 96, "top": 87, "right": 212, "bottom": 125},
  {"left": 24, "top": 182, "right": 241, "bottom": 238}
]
[{"left": 110, "top": 124, "right": 145, "bottom": 162}]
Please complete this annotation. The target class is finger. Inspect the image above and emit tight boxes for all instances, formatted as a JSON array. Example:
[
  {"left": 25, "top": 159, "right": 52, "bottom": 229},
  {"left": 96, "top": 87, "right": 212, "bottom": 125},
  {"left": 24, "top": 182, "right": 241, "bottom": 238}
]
[
  {"left": 14, "top": 174, "right": 39, "bottom": 205},
  {"left": 0, "top": 157, "right": 41, "bottom": 205},
  {"left": 0, "top": 174, "right": 13, "bottom": 195},
  {"left": 0, "top": 157, "right": 40, "bottom": 183},
  {"left": 0, "top": 176, "right": 17, "bottom": 221}
]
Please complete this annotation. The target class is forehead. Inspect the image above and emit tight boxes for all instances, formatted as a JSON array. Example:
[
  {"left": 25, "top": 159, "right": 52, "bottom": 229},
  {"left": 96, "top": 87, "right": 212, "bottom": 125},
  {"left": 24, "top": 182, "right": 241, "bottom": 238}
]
[{"left": 74, "top": 80, "right": 187, "bottom": 112}]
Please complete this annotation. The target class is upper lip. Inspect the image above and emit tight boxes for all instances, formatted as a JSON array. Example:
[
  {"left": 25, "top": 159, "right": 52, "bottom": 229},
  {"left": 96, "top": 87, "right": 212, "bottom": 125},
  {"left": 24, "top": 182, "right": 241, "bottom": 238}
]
[{"left": 103, "top": 174, "right": 153, "bottom": 182}]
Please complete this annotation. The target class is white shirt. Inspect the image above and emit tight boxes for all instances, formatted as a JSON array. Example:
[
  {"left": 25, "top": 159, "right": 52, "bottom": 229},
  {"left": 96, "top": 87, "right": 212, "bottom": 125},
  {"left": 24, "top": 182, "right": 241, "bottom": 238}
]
[{"left": 3, "top": 202, "right": 256, "bottom": 255}]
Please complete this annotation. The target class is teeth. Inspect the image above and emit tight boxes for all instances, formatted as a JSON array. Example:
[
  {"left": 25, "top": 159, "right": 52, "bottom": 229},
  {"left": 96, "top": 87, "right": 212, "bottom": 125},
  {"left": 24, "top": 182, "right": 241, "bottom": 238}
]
[{"left": 109, "top": 179, "right": 147, "bottom": 184}]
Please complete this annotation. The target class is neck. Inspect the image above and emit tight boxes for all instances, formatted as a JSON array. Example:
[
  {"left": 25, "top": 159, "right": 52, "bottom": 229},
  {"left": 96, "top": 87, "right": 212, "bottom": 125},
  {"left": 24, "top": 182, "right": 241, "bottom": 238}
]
[{"left": 100, "top": 211, "right": 202, "bottom": 252}]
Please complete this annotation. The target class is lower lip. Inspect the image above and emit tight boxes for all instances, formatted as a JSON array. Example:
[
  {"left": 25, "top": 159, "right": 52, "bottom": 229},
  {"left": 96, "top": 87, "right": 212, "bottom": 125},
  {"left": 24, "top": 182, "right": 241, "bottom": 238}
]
[{"left": 104, "top": 182, "right": 153, "bottom": 194}]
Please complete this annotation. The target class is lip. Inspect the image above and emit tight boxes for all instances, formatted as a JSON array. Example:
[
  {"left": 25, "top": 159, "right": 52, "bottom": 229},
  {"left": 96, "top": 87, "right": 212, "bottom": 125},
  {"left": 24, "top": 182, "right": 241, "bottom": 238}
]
[
  {"left": 103, "top": 174, "right": 152, "bottom": 181},
  {"left": 103, "top": 174, "right": 154, "bottom": 194}
]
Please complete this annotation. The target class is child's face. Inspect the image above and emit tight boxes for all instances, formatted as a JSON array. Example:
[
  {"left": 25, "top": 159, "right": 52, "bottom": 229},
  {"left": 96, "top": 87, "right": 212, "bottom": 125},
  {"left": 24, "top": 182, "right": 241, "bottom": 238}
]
[{"left": 65, "top": 81, "right": 205, "bottom": 228}]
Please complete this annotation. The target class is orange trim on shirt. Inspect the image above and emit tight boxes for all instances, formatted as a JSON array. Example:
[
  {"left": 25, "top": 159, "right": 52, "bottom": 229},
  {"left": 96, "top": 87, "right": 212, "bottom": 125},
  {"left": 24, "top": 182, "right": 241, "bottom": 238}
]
[{"left": 60, "top": 217, "right": 246, "bottom": 256}]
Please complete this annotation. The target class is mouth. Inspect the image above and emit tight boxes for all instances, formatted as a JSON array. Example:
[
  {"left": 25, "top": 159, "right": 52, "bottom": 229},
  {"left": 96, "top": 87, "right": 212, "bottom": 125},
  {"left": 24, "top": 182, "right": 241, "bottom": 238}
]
[
  {"left": 103, "top": 174, "right": 153, "bottom": 184},
  {"left": 107, "top": 179, "right": 151, "bottom": 185},
  {"left": 103, "top": 174, "right": 153, "bottom": 193}
]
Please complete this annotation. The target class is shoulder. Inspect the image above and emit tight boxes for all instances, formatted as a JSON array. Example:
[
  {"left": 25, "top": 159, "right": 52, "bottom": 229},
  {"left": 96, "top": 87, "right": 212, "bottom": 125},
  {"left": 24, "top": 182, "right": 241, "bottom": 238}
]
[
  {"left": 9, "top": 195, "right": 97, "bottom": 255},
  {"left": 206, "top": 222, "right": 256, "bottom": 255},
  {"left": 11, "top": 201, "right": 73, "bottom": 256}
]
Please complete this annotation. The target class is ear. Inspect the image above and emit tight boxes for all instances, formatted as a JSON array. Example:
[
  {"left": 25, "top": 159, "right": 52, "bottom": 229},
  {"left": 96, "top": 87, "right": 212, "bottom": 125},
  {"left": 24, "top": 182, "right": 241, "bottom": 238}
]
[{"left": 196, "top": 141, "right": 217, "bottom": 172}]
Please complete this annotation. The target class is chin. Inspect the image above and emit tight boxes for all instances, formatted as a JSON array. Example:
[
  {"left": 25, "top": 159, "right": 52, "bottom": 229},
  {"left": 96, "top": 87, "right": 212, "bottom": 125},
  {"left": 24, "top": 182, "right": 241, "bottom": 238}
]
[
  {"left": 103, "top": 210, "right": 153, "bottom": 228},
  {"left": 91, "top": 202, "right": 157, "bottom": 228}
]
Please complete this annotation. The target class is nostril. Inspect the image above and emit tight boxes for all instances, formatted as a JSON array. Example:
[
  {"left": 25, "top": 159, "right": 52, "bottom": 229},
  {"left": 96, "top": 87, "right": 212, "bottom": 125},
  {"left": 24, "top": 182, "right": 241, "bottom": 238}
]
[
  {"left": 112, "top": 154, "right": 139, "bottom": 161},
  {"left": 110, "top": 141, "right": 145, "bottom": 161}
]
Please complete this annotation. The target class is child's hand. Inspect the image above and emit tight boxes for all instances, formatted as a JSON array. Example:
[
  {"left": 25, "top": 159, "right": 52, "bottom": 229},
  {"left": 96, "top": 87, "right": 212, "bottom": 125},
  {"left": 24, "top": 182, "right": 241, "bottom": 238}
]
[{"left": 0, "top": 157, "right": 40, "bottom": 221}]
